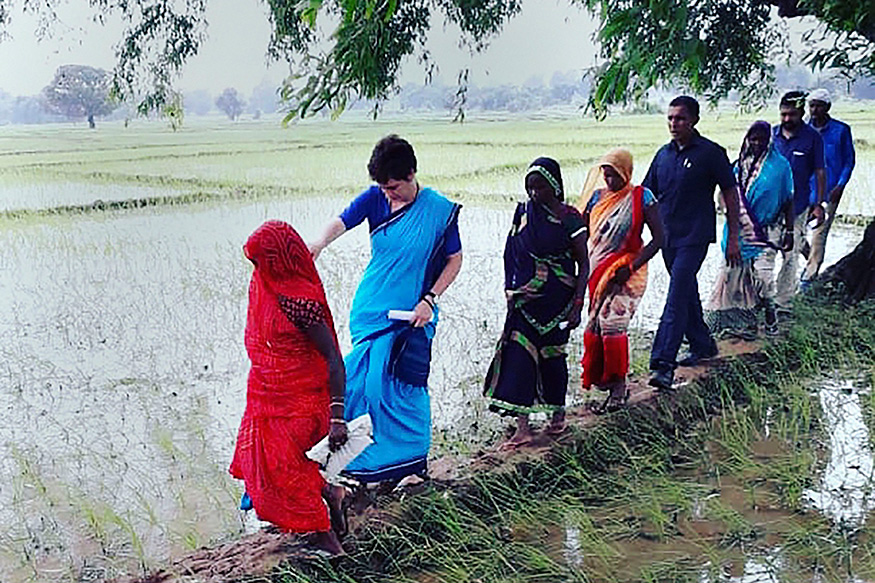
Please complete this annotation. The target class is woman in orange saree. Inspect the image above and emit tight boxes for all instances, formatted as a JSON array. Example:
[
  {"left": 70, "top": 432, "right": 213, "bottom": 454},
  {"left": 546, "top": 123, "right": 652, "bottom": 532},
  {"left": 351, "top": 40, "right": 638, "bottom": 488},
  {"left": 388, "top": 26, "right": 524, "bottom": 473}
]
[{"left": 578, "top": 148, "right": 664, "bottom": 413}]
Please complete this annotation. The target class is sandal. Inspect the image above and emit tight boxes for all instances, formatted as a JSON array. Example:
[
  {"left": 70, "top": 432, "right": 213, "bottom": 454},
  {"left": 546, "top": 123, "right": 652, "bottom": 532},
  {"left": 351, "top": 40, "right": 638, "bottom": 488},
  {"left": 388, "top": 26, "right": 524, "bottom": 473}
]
[
  {"left": 545, "top": 410, "right": 566, "bottom": 436},
  {"left": 589, "top": 389, "right": 630, "bottom": 415},
  {"left": 544, "top": 422, "right": 566, "bottom": 436}
]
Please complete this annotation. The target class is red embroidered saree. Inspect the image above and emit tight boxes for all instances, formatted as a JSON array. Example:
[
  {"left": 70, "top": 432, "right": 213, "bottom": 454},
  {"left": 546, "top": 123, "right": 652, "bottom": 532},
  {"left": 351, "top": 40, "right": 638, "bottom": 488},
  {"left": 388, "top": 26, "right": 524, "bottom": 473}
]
[{"left": 229, "top": 221, "right": 337, "bottom": 532}]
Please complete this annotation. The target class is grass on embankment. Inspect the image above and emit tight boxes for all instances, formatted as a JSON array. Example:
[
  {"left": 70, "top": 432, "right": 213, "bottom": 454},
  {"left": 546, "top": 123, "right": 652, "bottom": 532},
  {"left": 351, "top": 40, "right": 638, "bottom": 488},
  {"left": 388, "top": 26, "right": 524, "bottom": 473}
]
[{"left": 260, "top": 286, "right": 875, "bottom": 583}]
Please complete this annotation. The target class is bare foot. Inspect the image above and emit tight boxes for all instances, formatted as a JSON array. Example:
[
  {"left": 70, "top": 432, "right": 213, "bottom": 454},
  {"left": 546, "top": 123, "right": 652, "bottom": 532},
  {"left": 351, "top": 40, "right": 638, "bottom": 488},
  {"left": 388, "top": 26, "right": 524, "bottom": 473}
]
[
  {"left": 500, "top": 415, "right": 534, "bottom": 450},
  {"left": 545, "top": 409, "right": 566, "bottom": 435},
  {"left": 308, "top": 530, "right": 345, "bottom": 556},
  {"left": 323, "top": 484, "right": 348, "bottom": 538}
]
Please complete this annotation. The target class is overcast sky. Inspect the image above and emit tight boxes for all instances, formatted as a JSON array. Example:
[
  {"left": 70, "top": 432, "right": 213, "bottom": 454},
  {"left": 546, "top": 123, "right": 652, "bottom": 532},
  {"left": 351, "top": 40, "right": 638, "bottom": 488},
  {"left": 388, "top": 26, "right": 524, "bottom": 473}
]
[{"left": 0, "top": 0, "right": 602, "bottom": 97}]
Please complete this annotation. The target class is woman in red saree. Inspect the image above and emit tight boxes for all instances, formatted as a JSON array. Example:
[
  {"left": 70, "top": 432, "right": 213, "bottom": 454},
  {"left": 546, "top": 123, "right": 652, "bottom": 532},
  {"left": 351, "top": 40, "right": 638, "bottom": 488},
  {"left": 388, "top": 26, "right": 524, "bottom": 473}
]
[
  {"left": 578, "top": 149, "right": 664, "bottom": 413},
  {"left": 230, "top": 220, "right": 348, "bottom": 555}
]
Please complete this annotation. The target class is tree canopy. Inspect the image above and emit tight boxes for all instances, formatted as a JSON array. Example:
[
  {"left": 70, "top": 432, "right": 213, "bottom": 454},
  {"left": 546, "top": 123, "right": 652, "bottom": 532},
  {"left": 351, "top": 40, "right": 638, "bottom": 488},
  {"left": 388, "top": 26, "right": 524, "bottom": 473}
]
[
  {"left": 579, "top": 0, "right": 874, "bottom": 115},
  {"left": 42, "top": 65, "right": 120, "bottom": 128},
  {"left": 5, "top": 0, "right": 873, "bottom": 120},
  {"left": 215, "top": 88, "right": 246, "bottom": 121}
]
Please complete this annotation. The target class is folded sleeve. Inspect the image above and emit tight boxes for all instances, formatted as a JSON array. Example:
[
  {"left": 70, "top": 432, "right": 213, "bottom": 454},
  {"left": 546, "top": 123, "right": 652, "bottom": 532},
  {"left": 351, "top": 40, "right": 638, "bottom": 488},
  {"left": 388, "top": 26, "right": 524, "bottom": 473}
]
[
  {"left": 561, "top": 205, "right": 588, "bottom": 240},
  {"left": 444, "top": 212, "right": 462, "bottom": 255}
]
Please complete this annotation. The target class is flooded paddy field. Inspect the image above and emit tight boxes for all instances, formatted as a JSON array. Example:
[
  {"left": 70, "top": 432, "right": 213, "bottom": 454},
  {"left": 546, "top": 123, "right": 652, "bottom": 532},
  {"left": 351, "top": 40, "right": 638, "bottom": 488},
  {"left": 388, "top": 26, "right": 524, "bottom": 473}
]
[{"left": 1, "top": 109, "right": 874, "bottom": 582}]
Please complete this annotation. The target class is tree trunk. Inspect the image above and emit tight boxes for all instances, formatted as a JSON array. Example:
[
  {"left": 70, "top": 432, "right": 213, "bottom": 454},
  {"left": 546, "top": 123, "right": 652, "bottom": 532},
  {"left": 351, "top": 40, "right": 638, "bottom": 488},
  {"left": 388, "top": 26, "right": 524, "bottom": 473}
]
[
  {"left": 87, "top": 114, "right": 96, "bottom": 129},
  {"left": 821, "top": 219, "right": 875, "bottom": 302}
]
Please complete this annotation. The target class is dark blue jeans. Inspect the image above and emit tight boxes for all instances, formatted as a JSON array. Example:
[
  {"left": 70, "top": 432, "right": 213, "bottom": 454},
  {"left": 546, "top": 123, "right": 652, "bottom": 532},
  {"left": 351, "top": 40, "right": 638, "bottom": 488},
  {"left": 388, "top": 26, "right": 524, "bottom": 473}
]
[{"left": 650, "top": 244, "right": 716, "bottom": 373}]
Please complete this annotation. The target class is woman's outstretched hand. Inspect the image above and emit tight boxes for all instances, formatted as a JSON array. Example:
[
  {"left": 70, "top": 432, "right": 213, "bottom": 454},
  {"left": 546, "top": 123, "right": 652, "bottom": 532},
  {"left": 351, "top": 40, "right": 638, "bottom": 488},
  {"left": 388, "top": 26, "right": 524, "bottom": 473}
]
[{"left": 328, "top": 420, "right": 348, "bottom": 452}]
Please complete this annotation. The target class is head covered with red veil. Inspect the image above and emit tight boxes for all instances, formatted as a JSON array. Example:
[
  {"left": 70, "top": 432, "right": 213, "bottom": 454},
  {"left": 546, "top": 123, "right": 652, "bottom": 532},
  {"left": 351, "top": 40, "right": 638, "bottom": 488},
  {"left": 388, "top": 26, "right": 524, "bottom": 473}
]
[
  {"left": 243, "top": 220, "right": 337, "bottom": 342},
  {"left": 232, "top": 220, "right": 339, "bottom": 533}
]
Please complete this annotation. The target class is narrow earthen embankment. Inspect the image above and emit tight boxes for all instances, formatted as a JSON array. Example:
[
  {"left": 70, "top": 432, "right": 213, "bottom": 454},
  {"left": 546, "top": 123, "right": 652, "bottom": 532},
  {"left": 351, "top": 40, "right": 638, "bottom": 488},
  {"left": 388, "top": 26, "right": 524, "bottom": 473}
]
[{"left": 121, "top": 282, "right": 875, "bottom": 583}]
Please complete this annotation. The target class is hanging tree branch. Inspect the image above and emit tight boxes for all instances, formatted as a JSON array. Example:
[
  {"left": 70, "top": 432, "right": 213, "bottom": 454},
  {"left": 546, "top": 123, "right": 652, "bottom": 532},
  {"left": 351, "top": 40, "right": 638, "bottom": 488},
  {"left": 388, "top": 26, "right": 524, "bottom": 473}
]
[{"left": 0, "top": 0, "right": 871, "bottom": 119}]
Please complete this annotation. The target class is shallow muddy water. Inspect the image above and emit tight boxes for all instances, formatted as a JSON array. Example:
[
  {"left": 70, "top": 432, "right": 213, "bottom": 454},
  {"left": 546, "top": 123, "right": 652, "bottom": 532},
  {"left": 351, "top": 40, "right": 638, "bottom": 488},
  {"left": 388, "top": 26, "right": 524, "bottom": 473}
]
[
  {"left": 0, "top": 193, "right": 868, "bottom": 582},
  {"left": 804, "top": 379, "right": 875, "bottom": 530},
  {"left": 555, "top": 375, "right": 875, "bottom": 583}
]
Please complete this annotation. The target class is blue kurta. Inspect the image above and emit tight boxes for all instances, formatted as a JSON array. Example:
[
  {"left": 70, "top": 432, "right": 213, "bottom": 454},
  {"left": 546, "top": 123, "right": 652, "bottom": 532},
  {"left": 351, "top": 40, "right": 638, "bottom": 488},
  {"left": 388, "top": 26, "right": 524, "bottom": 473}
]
[{"left": 808, "top": 117, "right": 855, "bottom": 203}]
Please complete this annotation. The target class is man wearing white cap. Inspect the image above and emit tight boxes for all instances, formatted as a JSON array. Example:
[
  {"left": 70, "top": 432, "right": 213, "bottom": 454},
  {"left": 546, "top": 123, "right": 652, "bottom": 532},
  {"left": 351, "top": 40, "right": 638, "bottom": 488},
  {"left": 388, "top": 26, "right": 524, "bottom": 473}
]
[{"left": 803, "top": 88, "right": 856, "bottom": 283}]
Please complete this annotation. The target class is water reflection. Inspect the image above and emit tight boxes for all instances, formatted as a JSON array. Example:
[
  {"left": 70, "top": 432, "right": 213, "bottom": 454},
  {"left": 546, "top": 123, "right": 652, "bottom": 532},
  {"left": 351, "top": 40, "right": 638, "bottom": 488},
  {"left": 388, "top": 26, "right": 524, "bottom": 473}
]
[
  {"left": 804, "top": 379, "right": 875, "bottom": 531},
  {"left": 699, "top": 548, "right": 782, "bottom": 583},
  {"left": 562, "top": 523, "right": 583, "bottom": 569}
]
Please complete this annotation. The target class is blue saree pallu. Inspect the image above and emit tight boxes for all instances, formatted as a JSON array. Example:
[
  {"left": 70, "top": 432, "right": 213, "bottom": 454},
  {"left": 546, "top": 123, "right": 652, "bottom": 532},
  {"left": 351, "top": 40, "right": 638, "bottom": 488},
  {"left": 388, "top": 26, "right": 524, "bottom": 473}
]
[
  {"left": 344, "top": 188, "right": 460, "bottom": 483},
  {"left": 723, "top": 143, "right": 794, "bottom": 260}
]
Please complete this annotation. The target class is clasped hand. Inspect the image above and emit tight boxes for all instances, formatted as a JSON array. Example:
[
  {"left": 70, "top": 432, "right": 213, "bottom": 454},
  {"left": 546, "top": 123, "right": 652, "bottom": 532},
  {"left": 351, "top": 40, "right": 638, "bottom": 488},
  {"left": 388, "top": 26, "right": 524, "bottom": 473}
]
[
  {"left": 411, "top": 299, "right": 433, "bottom": 328},
  {"left": 604, "top": 265, "right": 632, "bottom": 295},
  {"left": 328, "top": 421, "right": 348, "bottom": 452}
]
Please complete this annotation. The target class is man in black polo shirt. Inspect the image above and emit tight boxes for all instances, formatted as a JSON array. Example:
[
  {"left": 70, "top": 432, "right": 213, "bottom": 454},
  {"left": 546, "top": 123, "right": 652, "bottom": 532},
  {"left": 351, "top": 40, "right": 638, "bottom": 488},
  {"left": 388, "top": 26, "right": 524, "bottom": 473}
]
[{"left": 643, "top": 96, "right": 741, "bottom": 390}]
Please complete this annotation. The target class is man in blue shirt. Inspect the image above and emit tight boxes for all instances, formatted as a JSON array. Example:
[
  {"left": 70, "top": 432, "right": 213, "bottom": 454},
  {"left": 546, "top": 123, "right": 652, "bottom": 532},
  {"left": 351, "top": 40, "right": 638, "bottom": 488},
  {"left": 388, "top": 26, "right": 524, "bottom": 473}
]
[
  {"left": 802, "top": 88, "right": 856, "bottom": 282},
  {"left": 772, "top": 90, "right": 826, "bottom": 308},
  {"left": 643, "top": 96, "right": 741, "bottom": 391}
]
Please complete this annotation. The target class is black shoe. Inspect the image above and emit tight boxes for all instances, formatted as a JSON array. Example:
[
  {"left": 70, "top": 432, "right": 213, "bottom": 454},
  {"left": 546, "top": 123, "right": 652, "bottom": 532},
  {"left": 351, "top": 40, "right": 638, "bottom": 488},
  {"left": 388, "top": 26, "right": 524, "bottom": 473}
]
[
  {"left": 677, "top": 345, "right": 718, "bottom": 367},
  {"left": 648, "top": 369, "right": 674, "bottom": 391}
]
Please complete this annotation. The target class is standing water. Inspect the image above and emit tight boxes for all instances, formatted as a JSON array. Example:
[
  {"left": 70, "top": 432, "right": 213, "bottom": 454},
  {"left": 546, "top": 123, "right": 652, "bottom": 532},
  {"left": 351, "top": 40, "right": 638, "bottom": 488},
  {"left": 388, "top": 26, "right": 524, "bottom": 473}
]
[{"left": 804, "top": 379, "right": 875, "bottom": 530}]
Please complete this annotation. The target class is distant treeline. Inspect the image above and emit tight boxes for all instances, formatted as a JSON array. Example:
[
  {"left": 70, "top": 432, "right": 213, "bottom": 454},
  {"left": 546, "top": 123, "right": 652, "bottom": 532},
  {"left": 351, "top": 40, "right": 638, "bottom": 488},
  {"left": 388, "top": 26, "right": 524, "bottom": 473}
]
[{"left": 1, "top": 65, "right": 873, "bottom": 125}]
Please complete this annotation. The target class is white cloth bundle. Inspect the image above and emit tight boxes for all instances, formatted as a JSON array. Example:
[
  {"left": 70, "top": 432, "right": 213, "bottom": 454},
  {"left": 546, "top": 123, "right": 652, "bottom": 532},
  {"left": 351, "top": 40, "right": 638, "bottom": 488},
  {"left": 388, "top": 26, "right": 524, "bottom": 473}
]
[{"left": 306, "top": 413, "right": 373, "bottom": 483}]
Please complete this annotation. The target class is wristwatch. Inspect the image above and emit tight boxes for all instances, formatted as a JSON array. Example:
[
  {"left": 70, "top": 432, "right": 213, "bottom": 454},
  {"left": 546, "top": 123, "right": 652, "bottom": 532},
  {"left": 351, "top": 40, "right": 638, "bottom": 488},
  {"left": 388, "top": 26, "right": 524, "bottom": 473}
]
[{"left": 423, "top": 290, "right": 439, "bottom": 306}]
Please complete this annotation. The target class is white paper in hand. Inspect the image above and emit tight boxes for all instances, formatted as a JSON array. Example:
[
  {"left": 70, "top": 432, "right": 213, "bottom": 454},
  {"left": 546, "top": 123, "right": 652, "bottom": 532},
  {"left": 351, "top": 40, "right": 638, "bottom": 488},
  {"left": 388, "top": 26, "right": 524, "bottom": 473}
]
[
  {"left": 387, "top": 309, "right": 415, "bottom": 321},
  {"left": 306, "top": 413, "right": 373, "bottom": 484}
]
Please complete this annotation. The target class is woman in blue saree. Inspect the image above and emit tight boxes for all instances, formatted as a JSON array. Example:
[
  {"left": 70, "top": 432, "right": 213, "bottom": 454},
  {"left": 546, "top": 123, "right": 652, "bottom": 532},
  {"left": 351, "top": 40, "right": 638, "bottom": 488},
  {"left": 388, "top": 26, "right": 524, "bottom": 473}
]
[
  {"left": 706, "top": 121, "right": 794, "bottom": 337},
  {"left": 309, "top": 135, "right": 463, "bottom": 483}
]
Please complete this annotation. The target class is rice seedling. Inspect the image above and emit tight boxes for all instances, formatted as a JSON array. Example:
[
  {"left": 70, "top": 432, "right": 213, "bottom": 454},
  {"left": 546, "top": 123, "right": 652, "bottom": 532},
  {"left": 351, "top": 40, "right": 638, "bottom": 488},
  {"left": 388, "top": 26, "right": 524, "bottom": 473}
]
[{"left": 1, "top": 110, "right": 874, "bottom": 581}]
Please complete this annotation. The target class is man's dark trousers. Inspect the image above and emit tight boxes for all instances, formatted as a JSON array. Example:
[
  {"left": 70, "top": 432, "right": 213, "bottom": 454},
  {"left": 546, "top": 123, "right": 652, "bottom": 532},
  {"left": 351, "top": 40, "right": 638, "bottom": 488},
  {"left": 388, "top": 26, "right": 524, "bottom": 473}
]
[{"left": 650, "top": 244, "right": 715, "bottom": 373}]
